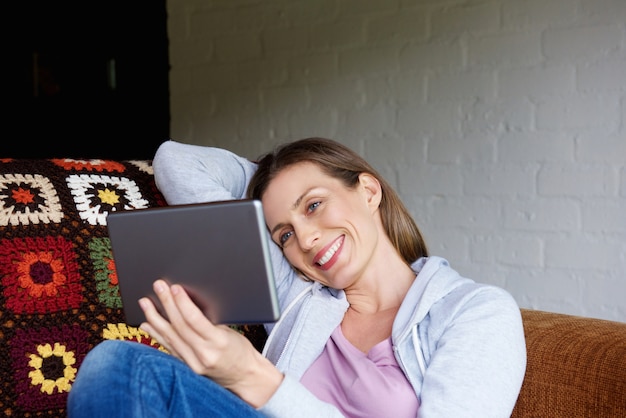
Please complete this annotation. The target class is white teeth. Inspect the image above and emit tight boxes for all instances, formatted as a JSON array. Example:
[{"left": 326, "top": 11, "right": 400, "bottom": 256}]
[{"left": 318, "top": 240, "right": 341, "bottom": 266}]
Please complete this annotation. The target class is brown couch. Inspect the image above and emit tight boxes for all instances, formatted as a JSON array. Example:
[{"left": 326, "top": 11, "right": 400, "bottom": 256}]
[
  {"left": 1, "top": 157, "right": 624, "bottom": 417},
  {"left": 512, "top": 309, "right": 626, "bottom": 417}
]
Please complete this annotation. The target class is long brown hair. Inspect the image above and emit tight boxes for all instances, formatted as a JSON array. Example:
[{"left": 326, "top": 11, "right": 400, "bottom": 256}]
[{"left": 247, "top": 137, "right": 428, "bottom": 265}]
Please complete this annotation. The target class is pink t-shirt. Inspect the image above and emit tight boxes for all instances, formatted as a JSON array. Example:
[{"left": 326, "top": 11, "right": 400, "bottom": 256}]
[{"left": 300, "top": 325, "right": 419, "bottom": 418}]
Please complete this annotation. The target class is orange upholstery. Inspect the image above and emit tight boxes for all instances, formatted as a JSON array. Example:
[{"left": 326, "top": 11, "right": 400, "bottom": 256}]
[{"left": 512, "top": 309, "right": 626, "bottom": 417}]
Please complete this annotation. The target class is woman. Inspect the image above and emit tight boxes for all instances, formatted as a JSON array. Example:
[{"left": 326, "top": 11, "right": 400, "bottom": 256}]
[{"left": 67, "top": 138, "right": 526, "bottom": 417}]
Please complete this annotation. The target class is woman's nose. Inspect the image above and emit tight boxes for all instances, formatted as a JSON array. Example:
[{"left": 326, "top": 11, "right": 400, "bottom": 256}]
[{"left": 295, "top": 223, "right": 319, "bottom": 251}]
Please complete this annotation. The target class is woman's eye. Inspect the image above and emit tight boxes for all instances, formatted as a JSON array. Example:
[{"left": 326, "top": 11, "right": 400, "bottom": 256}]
[
  {"left": 279, "top": 230, "right": 293, "bottom": 246},
  {"left": 307, "top": 201, "right": 321, "bottom": 213}
]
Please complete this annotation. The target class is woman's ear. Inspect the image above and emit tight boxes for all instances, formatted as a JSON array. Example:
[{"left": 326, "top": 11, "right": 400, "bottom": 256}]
[{"left": 357, "top": 173, "right": 382, "bottom": 210}]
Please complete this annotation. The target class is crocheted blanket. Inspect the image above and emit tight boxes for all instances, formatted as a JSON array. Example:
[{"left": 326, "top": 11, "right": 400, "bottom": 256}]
[{"left": 0, "top": 158, "right": 267, "bottom": 416}]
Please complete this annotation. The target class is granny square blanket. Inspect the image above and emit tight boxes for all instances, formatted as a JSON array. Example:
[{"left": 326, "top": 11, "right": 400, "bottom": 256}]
[{"left": 0, "top": 158, "right": 169, "bottom": 416}]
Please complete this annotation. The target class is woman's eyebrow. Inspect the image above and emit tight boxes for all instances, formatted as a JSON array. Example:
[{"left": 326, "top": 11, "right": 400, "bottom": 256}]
[
  {"left": 269, "top": 188, "right": 313, "bottom": 235},
  {"left": 270, "top": 221, "right": 286, "bottom": 236},
  {"left": 291, "top": 193, "right": 305, "bottom": 211},
  {"left": 292, "top": 186, "right": 319, "bottom": 210}
]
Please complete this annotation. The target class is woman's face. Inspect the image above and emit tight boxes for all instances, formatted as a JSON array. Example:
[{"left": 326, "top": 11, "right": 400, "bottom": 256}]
[{"left": 261, "top": 162, "right": 382, "bottom": 289}]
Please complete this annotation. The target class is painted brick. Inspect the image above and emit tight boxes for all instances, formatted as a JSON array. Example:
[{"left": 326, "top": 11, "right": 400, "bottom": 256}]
[
  {"left": 309, "top": 20, "right": 365, "bottom": 50},
  {"left": 536, "top": 96, "right": 620, "bottom": 132},
  {"left": 213, "top": 33, "right": 262, "bottom": 63},
  {"left": 339, "top": 46, "right": 399, "bottom": 76},
  {"left": 396, "top": 162, "right": 462, "bottom": 196},
  {"left": 578, "top": 58, "right": 626, "bottom": 92},
  {"left": 498, "top": 132, "right": 574, "bottom": 163},
  {"left": 503, "top": 198, "right": 581, "bottom": 231},
  {"left": 428, "top": 71, "right": 496, "bottom": 101},
  {"left": 367, "top": 10, "right": 428, "bottom": 42},
  {"left": 428, "top": 132, "right": 496, "bottom": 164},
  {"left": 431, "top": 197, "right": 502, "bottom": 228},
  {"left": 168, "top": 0, "right": 626, "bottom": 322},
  {"left": 397, "top": 103, "right": 460, "bottom": 136},
  {"left": 498, "top": 65, "right": 575, "bottom": 99},
  {"left": 538, "top": 163, "right": 618, "bottom": 197},
  {"left": 460, "top": 99, "right": 534, "bottom": 135},
  {"left": 576, "top": 132, "right": 626, "bottom": 164},
  {"left": 543, "top": 24, "right": 624, "bottom": 61},
  {"left": 468, "top": 32, "right": 542, "bottom": 68},
  {"left": 399, "top": 42, "right": 463, "bottom": 72},
  {"left": 545, "top": 236, "right": 624, "bottom": 269},
  {"left": 582, "top": 200, "right": 626, "bottom": 233},
  {"left": 501, "top": 0, "right": 579, "bottom": 28},
  {"left": 464, "top": 165, "right": 536, "bottom": 196},
  {"left": 431, "top": 3, "right": 500, "bottom": 37}
]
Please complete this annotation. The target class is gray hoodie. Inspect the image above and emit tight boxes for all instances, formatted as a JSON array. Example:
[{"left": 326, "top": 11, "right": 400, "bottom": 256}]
[{"left": 153, "top": 140, "right": 527, "bottom": 418}]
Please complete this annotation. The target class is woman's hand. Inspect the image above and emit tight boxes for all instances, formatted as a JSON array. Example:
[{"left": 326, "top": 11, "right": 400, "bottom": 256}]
[{"left": 138, "top": 279, "right": 284, "bottom": 407}]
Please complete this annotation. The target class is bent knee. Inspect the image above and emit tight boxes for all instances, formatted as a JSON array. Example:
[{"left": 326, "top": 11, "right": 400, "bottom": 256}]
[{"left": 77, "top": 340, "right": 130, "bottom": 374}]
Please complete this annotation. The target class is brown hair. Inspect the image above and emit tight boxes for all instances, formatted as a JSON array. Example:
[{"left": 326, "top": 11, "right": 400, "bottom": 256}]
[{"left": 247, "top": 137, "right": 428, "bottom": 265}]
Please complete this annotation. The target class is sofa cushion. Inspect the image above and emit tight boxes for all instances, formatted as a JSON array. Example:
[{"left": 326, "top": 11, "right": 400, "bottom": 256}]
[{"left": 512, "top": 309, "right": 626, "bottom": 417}]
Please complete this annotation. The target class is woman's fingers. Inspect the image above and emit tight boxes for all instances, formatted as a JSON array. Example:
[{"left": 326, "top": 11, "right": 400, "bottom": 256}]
[
  {"left": 167, "top": 284, "right": 236, "bottom": 369},
  {"left": 137, "top": 297, "right": 180, "bottom": 357},
  {"left": 147, "top": 280, "right": 218, "bottom": 371},
  {"left": 138, "top": 279, "right": 279, "bottom": 403},
  {"left": 168, "top": 284, "right": 218, "bottom": 335},
  {"left": 158, "top": 281, "right": 217, "bottom": 340},
  {"left": 139, "top": 280, "right": 197, "bottom": 360},
  {"left": 165, "top": 283, "right": 231, "bottom": 371},
  {"left": 139, "top": 279, "right": 256, "bottom": 381}
]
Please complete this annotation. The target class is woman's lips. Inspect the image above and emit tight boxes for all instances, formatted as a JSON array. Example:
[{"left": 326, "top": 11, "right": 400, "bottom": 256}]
[{"left": 314, "top": 235, "right": 344, "bottom": 271}]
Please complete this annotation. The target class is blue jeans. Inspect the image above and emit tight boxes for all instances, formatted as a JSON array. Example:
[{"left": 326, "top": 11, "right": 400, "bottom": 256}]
[{"left": 67, "top": 340, "right": 265, "bottom": 417}]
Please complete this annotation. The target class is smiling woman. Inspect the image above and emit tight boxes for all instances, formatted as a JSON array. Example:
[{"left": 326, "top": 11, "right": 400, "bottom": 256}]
[{"left": 67, "top": 137, "right": 527, "bottom": 418}]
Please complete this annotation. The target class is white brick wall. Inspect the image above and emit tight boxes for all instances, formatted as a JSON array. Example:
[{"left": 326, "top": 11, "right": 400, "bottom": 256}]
[{"left": 166, "top": 0, "right": 626, "bottom": 322}]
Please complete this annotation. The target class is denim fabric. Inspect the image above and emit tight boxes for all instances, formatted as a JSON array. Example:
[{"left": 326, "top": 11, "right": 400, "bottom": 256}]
[{"left": 67, "top": 340, "right": 265, "bottom": 418}]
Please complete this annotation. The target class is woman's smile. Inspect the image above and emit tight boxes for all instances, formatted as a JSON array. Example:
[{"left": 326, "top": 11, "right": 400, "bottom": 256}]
[{"left": 314, "top": 235, "right": 345, "bottom": 270}]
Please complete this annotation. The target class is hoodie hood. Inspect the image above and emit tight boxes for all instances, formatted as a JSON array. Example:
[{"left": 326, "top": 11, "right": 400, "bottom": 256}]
[{"left": 392, "top": 256, "right": 472, "bottom": 342}]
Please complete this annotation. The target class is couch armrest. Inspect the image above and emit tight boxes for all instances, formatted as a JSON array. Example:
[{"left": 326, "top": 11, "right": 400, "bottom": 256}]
[{"left": 512, "top": 309, "right": 626, "bottom": 417}]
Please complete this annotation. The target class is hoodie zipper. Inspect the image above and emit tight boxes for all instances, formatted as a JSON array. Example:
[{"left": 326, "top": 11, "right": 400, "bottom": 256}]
[
  {"left": 411, "top": 325, "right": 427, "bottom": 375},
  {"left": 262, "top": 284, "right": 314, "bottom": 361},
  {"left": 394, "top": 323, "right": 427, "bottom": 395}
]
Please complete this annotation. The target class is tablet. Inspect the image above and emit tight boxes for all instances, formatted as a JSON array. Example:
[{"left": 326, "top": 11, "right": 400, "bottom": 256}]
[{"left": 106, "top": 199, "right": 280, "bottom": 327}]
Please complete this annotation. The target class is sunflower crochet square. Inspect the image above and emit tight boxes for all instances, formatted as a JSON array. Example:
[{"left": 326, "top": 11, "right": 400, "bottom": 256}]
[{"left": 9, "top": 325, "right": 89, "bottom": 411}]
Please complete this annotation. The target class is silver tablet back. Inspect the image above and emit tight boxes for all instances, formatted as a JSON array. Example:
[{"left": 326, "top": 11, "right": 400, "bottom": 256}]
[{"left": 106, "top": 199, "right": 280, "bottom": 326}]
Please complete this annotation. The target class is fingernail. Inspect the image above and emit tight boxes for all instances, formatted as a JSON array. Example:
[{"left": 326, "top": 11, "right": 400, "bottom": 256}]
[{"left": 154, "top": 281, "right": 165, "bottom": 293}]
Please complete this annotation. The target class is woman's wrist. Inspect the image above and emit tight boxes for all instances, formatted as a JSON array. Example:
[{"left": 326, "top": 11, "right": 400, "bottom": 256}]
[{"left": 232, "top": 352, "right": 284, "bottom": 408}]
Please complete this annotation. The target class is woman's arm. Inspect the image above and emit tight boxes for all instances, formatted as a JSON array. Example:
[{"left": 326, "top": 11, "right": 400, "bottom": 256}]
[
  {"left": 138, "top": 279, "right": 284, "bottom": 407},
  {"left": 152, "top": 140, "right": 257, "bottom": 204},
  {"left": 139, "top": 280, "right": 345, "bottom": 417},
  {"left": 419, "top": 286, "right": 526, "bottom": 417}
]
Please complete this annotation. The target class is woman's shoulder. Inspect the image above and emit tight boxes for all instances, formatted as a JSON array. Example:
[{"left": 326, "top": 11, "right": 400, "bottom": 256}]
[
  {"left": 418, "top": 256, "right": 521, "bottom": 318},
  {"left": 438, "top": 279, "right": 522, "bottom": 329}
]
